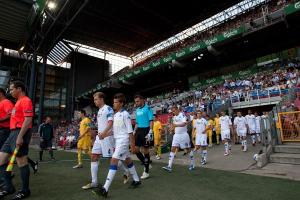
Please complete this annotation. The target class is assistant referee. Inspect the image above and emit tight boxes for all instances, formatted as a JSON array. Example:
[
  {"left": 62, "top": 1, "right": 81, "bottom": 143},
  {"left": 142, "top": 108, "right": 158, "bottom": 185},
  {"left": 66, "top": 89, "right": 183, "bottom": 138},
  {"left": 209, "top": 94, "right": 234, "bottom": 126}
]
[{"left": 0, "top": 80, "right": 33, "bottom": 199}]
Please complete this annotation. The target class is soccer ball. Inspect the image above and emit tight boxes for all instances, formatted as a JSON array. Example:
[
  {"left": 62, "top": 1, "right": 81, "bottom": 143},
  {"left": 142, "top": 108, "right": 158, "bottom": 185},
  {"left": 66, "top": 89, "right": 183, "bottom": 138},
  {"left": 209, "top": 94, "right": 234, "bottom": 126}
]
[{"left": 253, "top": 153, "right": 258, "bottom": 161}]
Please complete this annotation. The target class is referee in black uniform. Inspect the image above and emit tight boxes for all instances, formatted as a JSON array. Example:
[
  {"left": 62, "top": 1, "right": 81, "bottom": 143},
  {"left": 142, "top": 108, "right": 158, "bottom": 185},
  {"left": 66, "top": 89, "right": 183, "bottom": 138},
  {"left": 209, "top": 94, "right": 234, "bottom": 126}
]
[{"left": 39, "top": 116, "right": 55, "bottom": 161}]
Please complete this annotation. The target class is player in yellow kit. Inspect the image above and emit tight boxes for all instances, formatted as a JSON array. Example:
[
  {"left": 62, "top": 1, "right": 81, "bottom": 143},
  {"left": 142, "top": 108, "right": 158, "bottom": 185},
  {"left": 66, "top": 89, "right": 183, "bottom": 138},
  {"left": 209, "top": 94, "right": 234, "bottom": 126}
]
[
  {"left": 73, "top": 110, "right": 92, "bottom": 168},
  {"left": 207, "top": 116, "right": 214, "bottom": 147},
  {"left": 214, "top": 113, "right": 221, "bottom": 145},
  {"left": 153, "top": 115, "right": 163, "bottom": 160}
]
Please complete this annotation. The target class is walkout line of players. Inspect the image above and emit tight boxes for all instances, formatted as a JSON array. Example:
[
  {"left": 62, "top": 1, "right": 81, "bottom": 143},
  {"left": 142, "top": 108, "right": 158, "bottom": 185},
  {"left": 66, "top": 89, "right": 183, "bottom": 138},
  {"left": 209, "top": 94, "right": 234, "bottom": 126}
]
[{"left": 72, "top": 91, "right": 267, "bottom": 197}]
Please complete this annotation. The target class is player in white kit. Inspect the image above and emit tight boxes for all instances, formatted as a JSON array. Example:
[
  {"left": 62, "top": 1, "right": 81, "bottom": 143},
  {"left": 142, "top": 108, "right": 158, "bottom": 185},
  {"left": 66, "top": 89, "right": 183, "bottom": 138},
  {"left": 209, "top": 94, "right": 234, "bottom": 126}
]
[
  {"left": 219, "top": 111, "right": 233, "bottom": 156},
  {"left": 254, "top": 112, "right": 262, "bottom": 144},
  {"left": 193, "top": 112, "right": 211, "bottom": 165},
  {"left": 162, "top": 106, "right": 195, "bottom": 172},
  {"left": 234, "top": 112, "right": 248, "bottom": 152},
  {"left": 82, "top": 92, "right": 128, "bottom": 190},
  {"left": 245, "top": 110, "right": 256, "bottom": 146},
  {"left": 96, "top": 93, "right": 140, "bottom": 198}
]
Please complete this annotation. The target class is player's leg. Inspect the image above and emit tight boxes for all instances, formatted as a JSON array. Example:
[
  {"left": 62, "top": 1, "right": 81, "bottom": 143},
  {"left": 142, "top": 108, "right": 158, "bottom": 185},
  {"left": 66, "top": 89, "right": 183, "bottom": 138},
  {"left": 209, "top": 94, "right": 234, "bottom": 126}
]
[
  {"left": 208, "top": 131, "right": 213, "bottom": 147},
  {"left": 117, "top": 160, "right": 130, "bottom": 184},
  {"left": 48, "top": 140, "right": 54, "bottom": 160},
  {"left": 163, "top": 146, "right": 177, "bottom": 171},
  {"left": 0, "top": 152, "right": 14, "bottom": 196},
  {"left": 216, "top": 130, "right": 220, "bottom": 144},
  {"left": 73, "top": 147, "right": 83, "bottom": 168},
  {"left": 124, "top": 157, "right": 140, "bottom": 186},
  {"left": 134, "top": 128, "right": 146, "bottom": 165},
  {"left": 256, "top": 131, "right": 261, "bottom": 143}
]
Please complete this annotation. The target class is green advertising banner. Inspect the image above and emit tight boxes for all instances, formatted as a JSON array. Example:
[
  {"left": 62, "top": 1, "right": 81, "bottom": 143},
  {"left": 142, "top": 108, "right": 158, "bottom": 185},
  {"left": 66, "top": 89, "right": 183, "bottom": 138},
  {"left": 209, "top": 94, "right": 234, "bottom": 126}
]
[
  {"left": 284, "top": 1, "right": 300, "bottom": 15},
  {"left": 190, "top": 67, "right": 258, "bottom": 89}
]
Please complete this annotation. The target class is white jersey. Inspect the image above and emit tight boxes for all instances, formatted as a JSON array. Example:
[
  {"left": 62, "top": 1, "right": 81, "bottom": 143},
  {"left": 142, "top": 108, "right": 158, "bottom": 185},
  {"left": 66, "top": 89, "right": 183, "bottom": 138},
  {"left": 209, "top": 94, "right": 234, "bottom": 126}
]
[
  {"left": 97, "top": 105, "right": 114, "bottom": 133},
  {"left": 234, "top": 116, "right": 247, "bottom": 130},
  {"left": 113, "top": 109, "right": 133, "bottom": 143},
  {"left": 194, "top": 118, "right": 208, "bottom": 135},
  {"left": 255, "top": 116, "right": 261, "bottom": 133},
  {"left": 173, "top": 112, "right": 187, "bottom": 134},
  {"left": 245, "top": 114, "right": 256, "bottom": 130},
  {"left": 219, "top": 115, "right": 232, "bottom": 132}
]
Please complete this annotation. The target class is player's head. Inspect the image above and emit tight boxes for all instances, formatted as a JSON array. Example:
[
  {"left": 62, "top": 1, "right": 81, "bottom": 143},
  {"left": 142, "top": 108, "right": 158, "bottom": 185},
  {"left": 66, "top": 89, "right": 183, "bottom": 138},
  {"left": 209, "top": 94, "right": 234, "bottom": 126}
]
[
  {"left": 9, "top": 80, "right": 26, "bottom": 98},
  {"left": 134, "top": 94, "right": 144, "bottom": 108},
  {"left": 93, "top": 92, "right": 106, "bottom": 108},
  {"left": 45, "top": 116, "right": 52, "bottom": 124},
  {"left": 237, "top": 111, "right": 242, "bottom": 117},
  {"left": 154, "top": 114, "right": 158, "bottom": 121},
  {"left": 114, "top": 93, "right": 126, "bottom": 111},
  {"left": 197, "top": 112, "right": 202, "bottom": 119},
  {"left": 171, "top": 106, "right": 180, "bottom": 116},
  {"left": 254, "top": 112, "right": 258, "bottom": 116},
  {"left": 248, "top": 109, "right": 252, "bottom": 114},
  {"left": 0, "top": 88, "right": 6, "bottom": 99},
  {"left": 79, "top": 109, "right": 86, "bottom": 119},
  {"left": 221, "top": 111, "right": 225, "bottom": 116},
  {"left": 216, "top": 113, "right": 220, "bottom": 118}
]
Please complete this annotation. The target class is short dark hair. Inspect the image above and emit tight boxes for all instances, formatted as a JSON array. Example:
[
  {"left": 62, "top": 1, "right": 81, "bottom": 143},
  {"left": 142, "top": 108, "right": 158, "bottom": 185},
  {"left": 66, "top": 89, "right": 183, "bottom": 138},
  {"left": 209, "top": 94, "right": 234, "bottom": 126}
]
[
  {"left": 114, "top": 93, "right": 126, "bottom": 104},
  {"left": 93, "top": 92, "right": 106, "bottom": 100},
  {"left": 134, "top": 94, "right": 144, "bottom": 99},
  {"left": 80, "top": 109, "right": 86, "bottom": 115},
  {"left": 0, "top": 88, "right": 6, "bottom": 96},
  {"left": 10, "top": 80, "right": 26, "bottom": 92}
]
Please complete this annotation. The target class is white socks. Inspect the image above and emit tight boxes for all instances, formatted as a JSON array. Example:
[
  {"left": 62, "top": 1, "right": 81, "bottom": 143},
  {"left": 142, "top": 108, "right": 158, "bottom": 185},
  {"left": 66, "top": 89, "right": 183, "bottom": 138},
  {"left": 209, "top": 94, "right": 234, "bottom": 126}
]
[
  {"left": 168, "top": 152, "right": 175, "bottom": 168},
  {"left": 189, "top": 151, "right": 195, "bottom": 167},
  {"left": 91, "top": 161, "right": 99, "bottom": 185},
  {"left": 202, "top": 150, "right": 208, "bottom": 161},
  {"left": 224, "top": 142, "right": 229, "bottom": 154},
  {"left": 251, "top": 135, "right": 256, "bottom": 144},
  {"left": 127, "top": 162, "right": 139, "bottom": 182},
  {"left": 103, "top": 165, "right": 117, "bottom": 191}
]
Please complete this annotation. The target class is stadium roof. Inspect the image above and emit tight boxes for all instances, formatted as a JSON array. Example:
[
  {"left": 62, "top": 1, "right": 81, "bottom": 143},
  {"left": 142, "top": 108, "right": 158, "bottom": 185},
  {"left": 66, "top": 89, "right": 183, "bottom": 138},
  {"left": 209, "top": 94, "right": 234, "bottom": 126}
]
[
  {"left": 0, "top": 0, "right": 35, "bottom": 50},
  {"left": 63, "top": 0, "right": 243, "bottom": 57}
]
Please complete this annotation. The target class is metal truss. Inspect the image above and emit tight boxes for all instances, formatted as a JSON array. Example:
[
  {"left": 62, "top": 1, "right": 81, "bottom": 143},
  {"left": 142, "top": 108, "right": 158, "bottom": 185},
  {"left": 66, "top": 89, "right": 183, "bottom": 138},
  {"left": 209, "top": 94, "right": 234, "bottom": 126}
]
[{"left": 132, "top": 0, "right": 269, "bottom": 63}]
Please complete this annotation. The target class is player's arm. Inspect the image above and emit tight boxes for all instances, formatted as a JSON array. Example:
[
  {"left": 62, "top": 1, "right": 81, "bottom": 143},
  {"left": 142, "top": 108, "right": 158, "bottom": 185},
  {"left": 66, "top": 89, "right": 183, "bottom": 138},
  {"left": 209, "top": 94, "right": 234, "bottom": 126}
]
[
  {"left": 125, "top": 112, "right": 135, "bottom": 152},
  {"left": 174, "top": 121, "right": 187, "bottom": 127},
  {"left": 99, "top": 120, "right": 113, "bottom": 139}
]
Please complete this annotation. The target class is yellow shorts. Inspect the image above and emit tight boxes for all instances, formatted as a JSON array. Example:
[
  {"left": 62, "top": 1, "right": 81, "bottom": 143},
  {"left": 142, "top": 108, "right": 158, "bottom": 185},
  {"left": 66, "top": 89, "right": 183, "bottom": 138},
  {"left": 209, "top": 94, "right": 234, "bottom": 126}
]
[
  {"left": 77, "top": 137, "right": 92, "bottom": 150},
  {"left": 216, "top": 130, "right": 221, "bottom": 135}
]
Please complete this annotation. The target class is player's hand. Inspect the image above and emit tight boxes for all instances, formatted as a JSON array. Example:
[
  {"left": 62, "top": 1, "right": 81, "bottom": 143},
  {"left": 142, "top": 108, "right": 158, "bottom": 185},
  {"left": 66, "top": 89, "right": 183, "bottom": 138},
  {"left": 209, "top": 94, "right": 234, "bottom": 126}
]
[
  {"left": 16, "top": 136, "right": 23, "bottom": 146},
  {"left": 98, "top": 133, "right": 105, "bottom": 140},
  {"left": 145, "top": 129, "right": 153, "bottom": 142}
]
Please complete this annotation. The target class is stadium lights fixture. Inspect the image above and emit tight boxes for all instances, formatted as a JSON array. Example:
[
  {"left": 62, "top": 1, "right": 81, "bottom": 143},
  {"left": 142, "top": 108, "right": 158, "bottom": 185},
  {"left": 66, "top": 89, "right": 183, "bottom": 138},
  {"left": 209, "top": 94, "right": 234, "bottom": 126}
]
[
  {"left": 47, "top": 1, "right": 57, "bottom": 10},
  {"left": 19, "top": 45, "right": 25, "bottom": 51}
]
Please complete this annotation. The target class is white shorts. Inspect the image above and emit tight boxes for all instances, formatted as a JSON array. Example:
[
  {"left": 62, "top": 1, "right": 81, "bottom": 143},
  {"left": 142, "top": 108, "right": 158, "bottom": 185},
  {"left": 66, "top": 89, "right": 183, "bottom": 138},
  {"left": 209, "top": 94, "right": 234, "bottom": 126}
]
[
  {"left": 221, "top": 130, "right": 231, "bottom": 140},
  {"left": 92, "top": 135, "right": 115, "bottom": 158},
  {"left": 172, "top": 133, "right": 191, "bottom": 149},
  {"left": 255, "top": 129, "right": 261, "bottom": 134},
  {"left": 237, "top": 129, "right": 247, "bottom": 137},
  {"left": 195, "top": 134, "right": 207, "bottom": 146},
  {"left": 249, "top": 127, "right": 256, "bottom": 134},
  {"left": 112, "top": 140, "right": 130, "bottom": 161}
]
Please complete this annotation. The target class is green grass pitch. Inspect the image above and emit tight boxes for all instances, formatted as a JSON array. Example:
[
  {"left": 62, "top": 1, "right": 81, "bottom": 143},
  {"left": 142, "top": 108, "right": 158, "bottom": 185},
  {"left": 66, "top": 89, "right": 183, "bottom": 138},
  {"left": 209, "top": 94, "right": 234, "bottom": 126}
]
[{"left": 8, "top": 150, "right": 300, "bottom": 200}]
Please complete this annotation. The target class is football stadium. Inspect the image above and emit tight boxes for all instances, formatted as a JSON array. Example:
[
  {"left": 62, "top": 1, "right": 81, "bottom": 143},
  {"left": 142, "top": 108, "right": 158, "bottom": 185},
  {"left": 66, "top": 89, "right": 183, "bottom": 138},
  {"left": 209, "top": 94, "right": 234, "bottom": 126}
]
[{"left": 0, "top": 0, "right": 300, "bottom": 199}]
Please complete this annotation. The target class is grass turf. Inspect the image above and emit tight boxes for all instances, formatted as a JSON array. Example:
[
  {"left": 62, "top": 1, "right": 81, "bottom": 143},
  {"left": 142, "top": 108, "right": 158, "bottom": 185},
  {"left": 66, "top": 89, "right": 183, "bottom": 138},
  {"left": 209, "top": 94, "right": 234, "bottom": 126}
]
[{"left": 7, "top": 149, "right": 300, "bottom": 200}]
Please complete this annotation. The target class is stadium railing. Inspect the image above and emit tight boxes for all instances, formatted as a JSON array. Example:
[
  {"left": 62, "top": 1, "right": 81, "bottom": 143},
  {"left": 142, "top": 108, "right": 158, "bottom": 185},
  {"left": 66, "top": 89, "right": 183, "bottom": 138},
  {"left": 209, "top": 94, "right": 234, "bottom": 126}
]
[{"left": 230, "top": 88, "right": 290, "bottom": 108}]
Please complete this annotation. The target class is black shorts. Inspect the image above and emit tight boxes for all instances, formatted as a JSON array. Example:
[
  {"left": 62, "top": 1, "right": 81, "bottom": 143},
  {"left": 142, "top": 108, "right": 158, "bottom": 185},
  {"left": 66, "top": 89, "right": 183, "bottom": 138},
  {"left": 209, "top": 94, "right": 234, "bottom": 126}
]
[
  {"left": 135, "top": 127, "right": 150, "bottom": 147},
  {"left": 0, "top": 129, "right": 32, "bottom": 157},
  {"left": 0, "top": 128, "right": 10, "bottom": 149},
  {"left": 40, "top": 139, "right": 53, "bottom": 150}
]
